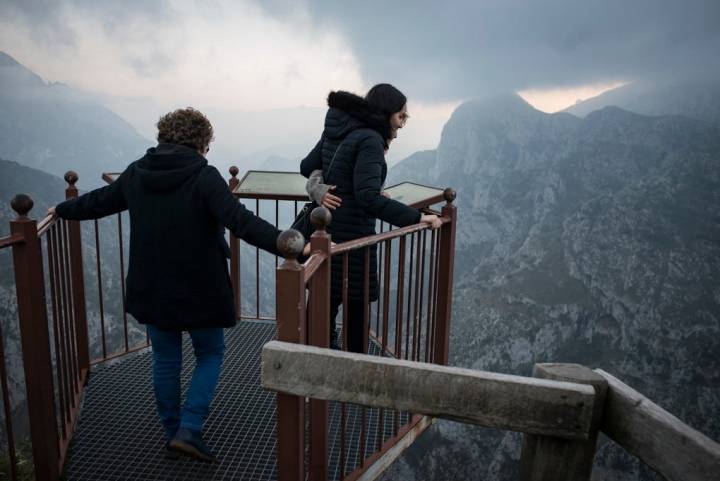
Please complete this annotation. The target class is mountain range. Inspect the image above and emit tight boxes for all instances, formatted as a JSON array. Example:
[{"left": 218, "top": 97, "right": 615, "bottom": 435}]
[
  {"left": 382, "top": 89, "right": 720, "bottom": 480},
  {"left": 0, "top": 52, "right": 149, "bottom": 188},
  {"left": 1, "top": 49, "right": 718, "bottom": 480}
]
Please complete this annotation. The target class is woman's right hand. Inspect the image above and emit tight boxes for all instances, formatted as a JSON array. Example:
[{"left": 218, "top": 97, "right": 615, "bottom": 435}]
[
  {"left": 420, "top": 214, "right": 443, "bottom": 229},
  {"left": 322, "top": 186, "right": 342, "bottom": 210}
]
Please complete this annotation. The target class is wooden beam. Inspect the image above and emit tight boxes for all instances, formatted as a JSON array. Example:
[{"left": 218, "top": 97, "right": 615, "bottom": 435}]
[
  {"left": 261, "top": 341, "right": 596, "bottom": 440},
  {"left": 596, "top": 369, "right": 720, "bottom": 481},
  {"left": 519, "top": 364, "right": 608, "bottom": 481}
]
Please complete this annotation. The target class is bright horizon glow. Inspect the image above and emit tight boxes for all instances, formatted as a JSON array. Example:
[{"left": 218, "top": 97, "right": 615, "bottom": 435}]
[{"left": 518, "top": 81, "right": 626, "bottom": 113}]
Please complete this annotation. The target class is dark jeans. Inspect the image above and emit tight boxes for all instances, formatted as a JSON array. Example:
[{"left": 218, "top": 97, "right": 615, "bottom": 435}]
[
  {"left": 146, "top": 326, "right": 225, "bottom": 439},
  {"left": 330, "top": 299, "right": 368, "bottom": 354}
]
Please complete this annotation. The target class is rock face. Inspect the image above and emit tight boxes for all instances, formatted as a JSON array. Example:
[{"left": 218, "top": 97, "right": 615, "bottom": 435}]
[
  {"left": 0, "top": 51, "right": 149, "bottom": 187},
  {"left": 382, "top": 93, "right": 720, "bottom": 480}
]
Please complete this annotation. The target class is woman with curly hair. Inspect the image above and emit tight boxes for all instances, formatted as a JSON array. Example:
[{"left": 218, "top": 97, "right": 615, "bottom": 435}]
[{"left": 50, "top": 108, "right": 304, "bottom": 462}]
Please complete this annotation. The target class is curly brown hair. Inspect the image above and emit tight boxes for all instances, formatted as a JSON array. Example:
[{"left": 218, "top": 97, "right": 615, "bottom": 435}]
[{"left": 156, "top": 107, "right": 214, "bottom": 152}]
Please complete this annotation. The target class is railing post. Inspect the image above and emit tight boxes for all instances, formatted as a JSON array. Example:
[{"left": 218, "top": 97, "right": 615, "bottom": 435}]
[
  {"left": 308, "top": 207, "right": 332, "bottom": 481},
  {"left": 432, "top": 188, "right": 456, "bottom": 365},
  {"left": 519, "top": 363, "right": 607, "bottom": 481},
  {"left": 275, "top": 229, "right": 307, "bottom": 481},
  {"left": 9, "top": 194, "right": 60, "bottom": 481},
  {"left": 65, "top": 171, "right": 90, "bottom": 376},
  {"left": 228, "top": 166, "right": 241, "bottom": 319}
]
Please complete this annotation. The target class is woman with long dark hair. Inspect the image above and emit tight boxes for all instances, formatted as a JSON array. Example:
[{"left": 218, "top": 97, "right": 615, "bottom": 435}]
[{"left": 301, "top": 84, "right": 442, "bottom": 353}]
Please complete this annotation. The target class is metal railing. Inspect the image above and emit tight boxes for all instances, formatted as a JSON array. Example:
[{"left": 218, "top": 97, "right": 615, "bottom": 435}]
[
  {"left": 272, "top": 188, "right": 457, "bottom": 481},
  {"left": 0, "top": 173, "right": 91, "bottom": 481},
  {"left": 0, "top": 166, "right": 456, "bottom": 481}
]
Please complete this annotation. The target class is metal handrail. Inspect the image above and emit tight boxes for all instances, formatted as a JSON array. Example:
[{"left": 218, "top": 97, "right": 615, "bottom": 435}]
[
  {"left": 0, "top": 232, "right": 24, "bottom": 249},
  {"left": 330, "top": 216, "right": 450, "bottom": 255}
]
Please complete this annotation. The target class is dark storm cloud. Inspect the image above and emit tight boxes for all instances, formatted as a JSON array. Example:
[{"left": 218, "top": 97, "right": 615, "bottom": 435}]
[{"left": 258, "top": 0, "right": 720, "bottom": 100}]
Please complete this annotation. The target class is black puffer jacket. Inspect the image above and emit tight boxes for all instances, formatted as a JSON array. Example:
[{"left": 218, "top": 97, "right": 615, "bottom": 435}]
[
  {"left": 56, "top": 143, "right": 282, "bottom": 330},
  {"left": 300, "top": 91, "right": 422, "bottom": 302}
]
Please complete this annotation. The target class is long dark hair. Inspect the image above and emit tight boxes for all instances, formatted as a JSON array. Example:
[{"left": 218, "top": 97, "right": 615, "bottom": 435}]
[{"left": 365, "top": 83, "right": 406, "bottom": 117}]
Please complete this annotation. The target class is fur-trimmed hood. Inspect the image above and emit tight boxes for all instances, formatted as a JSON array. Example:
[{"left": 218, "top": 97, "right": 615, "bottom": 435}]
[{"left": 325, "top": 91, "right": 391, "bottom": 144}]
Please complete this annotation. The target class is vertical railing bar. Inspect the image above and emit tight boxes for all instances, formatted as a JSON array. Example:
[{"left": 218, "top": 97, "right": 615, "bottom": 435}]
[
  {"left": 431, "top": 229, "right": 441, "bottom": 361},
  {"left": 393, "top": 235, "right": 406, "bottom": 437},
  {"left": 46, "top": 226, "right": 67, "bottom": 438},
  {"left": 93, "top": 219, "right": 107, "bottom": 359},
  {"left": 411, "top": 230, "right": 423, "bottom": 361},
  {"left": 381, "top": 238, "right": 391, "bottom": 353},
  {"left": 415, "top": 230, "right": 427, "bottom": 361},
  {"left": 342, "top": 253, "right": 349, "bottom": 351},
  {"left": 358, "top": 247, "right": 370, "bottom": 467},
  {"left": 64, "top": 220, "right": 81, "bottom": 395},
  {"left": 375, "top": 222, "right": 384, "bottom": 337},
  {"left": 256, "top": 198, "right": 260, "bottom": 319},
  {"left": 53, "top": 225, "right": 73, "bottom": 423},
  {"left": 0, "top": 317, "right": 19, "bottom": 481},
  {"left": 363, "top": 247, "right": 370, "bottom": 355},
  {"left": 63, "top": 219, "right": 81, "bottom": 397},
  {"left": 60, "top": 221, "right": 80, "bottom": 395},
  {"left": 341, "top": 251, "right": 349, "bottom": 479},
  {"left": 117, "top": 213, "right": 129, "bottom": 352},
  {"left": 425, "top": 229, "right": 437, "bottom": 363},
  {"left": 404, "top": 233, "right": 415, "bottom": 360},
  {"left": 377, "top": 238, "right": 392, "bottom": 448},
  {"left": 275, "top": 200, "right": 279, "bottom": 270}
]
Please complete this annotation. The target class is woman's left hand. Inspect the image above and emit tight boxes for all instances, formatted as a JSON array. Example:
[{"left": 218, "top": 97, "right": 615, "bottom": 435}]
[
  {"left": 381, "top": 191, "right": 391, "bottom": 199},
  {"left": 47, "top": 206, "right": 56, "bottom": 217}
]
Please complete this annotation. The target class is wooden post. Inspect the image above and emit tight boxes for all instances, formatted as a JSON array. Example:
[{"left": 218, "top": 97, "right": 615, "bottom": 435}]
[
  {"left": 432, "top": 188, "right": 456, "bottom": 365},
  {"left": 307, "top": 207, "right": 332, "bottom": 481},
  {"left": 64, "top": 171, "right": 90, "bottom": 376},
  {"left": 9, "top": 194, "right": 60, "bottom": 481},
  {"left": 275, "top": 229, "right": 307, "bottom": 481},
  {"left": 519, "top": 363, "right": 607, "bottom": 481},
  {"left": 228, "top": 166, "right": 241, "bottom": 319}
]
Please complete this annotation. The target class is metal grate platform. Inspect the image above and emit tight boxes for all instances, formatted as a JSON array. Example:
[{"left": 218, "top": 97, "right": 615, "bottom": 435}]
[{"left": 63, "top": 321, "right": 414, "bottom": 481}]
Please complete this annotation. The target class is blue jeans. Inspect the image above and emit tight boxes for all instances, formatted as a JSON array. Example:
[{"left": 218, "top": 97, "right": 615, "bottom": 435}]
[{"left": 147, "top": 326, "right": 225, "bottom": 439}]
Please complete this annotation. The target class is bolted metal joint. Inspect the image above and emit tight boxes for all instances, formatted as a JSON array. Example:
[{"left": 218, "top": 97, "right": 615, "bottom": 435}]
[
  {"left": 277, "top": 229, "right": 305, "bottom": 260},
  {"left": 310, "top": 206, "right": 332, "bottom": 232},
  {"left": 443, "top": 187, "right": 456, "bottom": 204},
  {"left": 64, "top": 170, "right": 79, "bottom": 186},
  {"left": 11, "top": 194, "right": 34, "bottom": 218}
]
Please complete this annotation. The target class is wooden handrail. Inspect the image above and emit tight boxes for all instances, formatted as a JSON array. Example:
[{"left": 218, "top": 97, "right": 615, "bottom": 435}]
[
  {"left": 596, "top": 369, "right": 720, "bottom": 481},
  {"left": 261, "top": 341, "right": 596, "bottom": 441}
]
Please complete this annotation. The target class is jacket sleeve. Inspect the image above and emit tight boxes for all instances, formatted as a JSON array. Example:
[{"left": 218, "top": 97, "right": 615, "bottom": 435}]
[
  {"left": 305, "top": 169, "right": 330, "bottom": 204},
  {"left": 300, "top": 136, "right": 324, "bottom": 178},
  {"left": 199, "top": 166, "right": 282, "bottom": 256},
  {"left": 353, "top": 136, "right": 422, "bottom": 227},
  {"left": 55, "top": 169, "right": 129, "bottom": 220}
]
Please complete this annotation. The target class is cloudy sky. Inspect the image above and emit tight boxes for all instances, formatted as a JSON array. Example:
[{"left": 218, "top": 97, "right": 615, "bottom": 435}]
[{"left": 1, "top": 0, "right": 719, "bottom": 162}]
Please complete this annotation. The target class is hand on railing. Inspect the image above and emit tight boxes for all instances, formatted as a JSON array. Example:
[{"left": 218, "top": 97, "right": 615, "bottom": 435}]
[
  {"left": 381, "top": 190, "right": 391, "bottom": 199},
  {"left": 420, "top": 213, "right": 442, "bottom": 229},
  {"left": 47, "top": 205, "right": 57, "bottom": 217}
]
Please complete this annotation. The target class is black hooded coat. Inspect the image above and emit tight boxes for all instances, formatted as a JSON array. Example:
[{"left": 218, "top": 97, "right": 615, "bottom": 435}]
[
  {"left": 300, "top": 91, "right": 422, "bottom": 302},
  {"left": 56, "top": 143, "right": 281, "bottom": 329}
]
